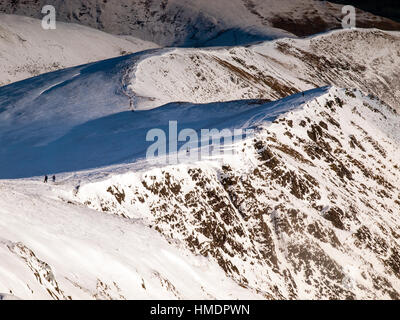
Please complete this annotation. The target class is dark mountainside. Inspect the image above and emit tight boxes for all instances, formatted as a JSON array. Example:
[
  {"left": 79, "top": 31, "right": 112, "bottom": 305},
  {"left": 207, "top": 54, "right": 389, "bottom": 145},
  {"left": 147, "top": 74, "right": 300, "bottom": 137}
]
[
  {"left": 327, "top": 0, "right": 400, "bottom": 23},
  {"left": 1, "top": 0, "right": 399, "bottom": 46}
]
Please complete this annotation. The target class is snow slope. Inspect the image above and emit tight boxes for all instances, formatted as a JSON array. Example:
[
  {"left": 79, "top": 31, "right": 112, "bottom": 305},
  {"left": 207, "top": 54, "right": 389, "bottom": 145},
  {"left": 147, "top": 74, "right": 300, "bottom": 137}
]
[
  {"left": 1, "top": 0, "right": 399, "bottom": 47},
  {"left": 128, "top": 28, "right": 400, "bottom": 111},
  {"left": 0, "top": 28, "right": 399, "bottom": 179},
  {"left": 1, "top": 86, "right": 399, "bottom": 299},
  {"left": 0, "top": 57, "right": 325, "bottom": 179},
  {"left": 0, "top": 14, "right": 158, "bottom": 86},
  {"left": 0, "top": 21, "right": 399, "bottom": 299},
  {"left": 75, "top": 87, "right": 400, "bottom": 299},
  {"left": 0, "top": 178, "right": 259, "bottom": 300}
]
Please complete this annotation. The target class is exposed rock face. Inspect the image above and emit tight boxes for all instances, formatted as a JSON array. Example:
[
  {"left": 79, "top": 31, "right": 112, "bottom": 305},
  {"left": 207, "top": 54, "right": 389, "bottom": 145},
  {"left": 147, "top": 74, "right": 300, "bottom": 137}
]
[
  {"left": 1, "top": 0, "right": 399, "bottom": 46},
  {"left": 7, "top": 242, "right": 71, "bottom": 300},
  {"left": 77, "top": 87, "right": 400, "bottom": 299}
]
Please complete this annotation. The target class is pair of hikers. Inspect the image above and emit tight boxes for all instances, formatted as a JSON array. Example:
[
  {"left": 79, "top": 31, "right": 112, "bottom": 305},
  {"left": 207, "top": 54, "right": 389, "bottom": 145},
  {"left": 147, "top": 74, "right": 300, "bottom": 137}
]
[{"left": 44, "top": 175, "right": 56, "bottom": 183}]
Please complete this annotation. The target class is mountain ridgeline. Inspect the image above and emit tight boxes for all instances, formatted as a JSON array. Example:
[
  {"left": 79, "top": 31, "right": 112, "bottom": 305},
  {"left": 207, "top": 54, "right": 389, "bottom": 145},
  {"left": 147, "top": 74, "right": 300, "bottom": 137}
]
[
  {"left": 77, "top": 87, "right": 400, "bottom": 299},
  {"left": 1, "top": 0, "right": 400, "bottom": 47},
  {"left": 0, "top": 5, "right": 399, "bottom": 299}
]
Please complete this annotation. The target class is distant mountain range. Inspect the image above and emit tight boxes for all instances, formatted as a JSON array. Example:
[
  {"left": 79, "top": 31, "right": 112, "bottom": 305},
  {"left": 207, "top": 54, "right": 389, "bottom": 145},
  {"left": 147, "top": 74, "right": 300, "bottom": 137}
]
[{"left": 1, "top": 0, "right": 399, "bottom": 47}]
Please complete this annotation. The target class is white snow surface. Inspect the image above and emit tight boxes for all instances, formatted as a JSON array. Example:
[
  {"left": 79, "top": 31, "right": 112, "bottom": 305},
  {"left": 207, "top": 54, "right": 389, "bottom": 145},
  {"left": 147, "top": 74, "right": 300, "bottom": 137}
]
[
  {"left": 0, "top": 14, "right": 158, "bottom": 86},
  {"left": 1, "top": 86, "right": 399, "bottom": 299},
  {"left": 0, "top": 66, "right": 327, "bottom": 179},
  {"left": 1, "top": 28, "right": 399, "bottom": 179},
  {"left": 0, "top": 24, "right": 400, "bottom": 299},
  {"left": 128, "top": 28, "right": 400, "bottom": 110},
  {"left": 0, "top": 178, "right": 259, "bottom": 299},
  {"left": 73, "top": 87, "right": 400, "bottom": 299}
]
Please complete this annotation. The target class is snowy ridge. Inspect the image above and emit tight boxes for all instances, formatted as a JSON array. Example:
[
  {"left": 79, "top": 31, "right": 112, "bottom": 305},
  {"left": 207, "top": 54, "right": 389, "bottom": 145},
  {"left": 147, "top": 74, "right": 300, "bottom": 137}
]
[
  {"left": 0, "top": 14, "right": 158, "bottom": 86},
  {"left": 0, "top": 13, "right": 399, "bottom": 299},
  {"left": 0, "top": 85, "right": 399, "bottom": 299},
  {"left": 127, "top": 28, "right": 400, "bottom": 111},
  {"left": 0, "top": 51, "right": 325, "bottom": 179},
  {"left": 1, "top": 28, "right": 399, "bottom": 178},
  {"left": 73, "top": 87, "right": 400, "bottom": 299}
]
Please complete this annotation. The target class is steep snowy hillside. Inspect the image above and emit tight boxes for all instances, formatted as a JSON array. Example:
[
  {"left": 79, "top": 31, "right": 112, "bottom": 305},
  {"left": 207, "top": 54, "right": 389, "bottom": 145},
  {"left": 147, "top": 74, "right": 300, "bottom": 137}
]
[
  {"left": 128, "top": 29, "right": 400, "bottom": 111},
  {"left": 0, "top": 179, "right": 259, "bottom": 300},
  {"left": 0, "top": 14, "right": 399, "bottom": 299},
  {"left": 0, "top": 14, "right": 158, "bottom": 86},
  {"left": 1, "top": 86, "right": 399, "bottom": 299},
  {"left": 1, "top": 0, "right": 399, "bottom": 46},
  {"left": 75, "top": 87, "right": 400, "bottom": 299},
  {"left": 0, "top": 53, "right": 324, "bottom": 179},
  {"left": 0, "top": 28, "right": 398, "bottom": 179}
]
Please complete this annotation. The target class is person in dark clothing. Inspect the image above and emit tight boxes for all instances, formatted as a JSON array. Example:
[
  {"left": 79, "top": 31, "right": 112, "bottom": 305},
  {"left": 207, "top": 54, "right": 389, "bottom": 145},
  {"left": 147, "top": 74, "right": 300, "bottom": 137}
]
[
  {"left": 44, "top": 175, "right": 48, "bottom": 183},
  {"left": 73, "top": 180, "right": 81, "bottom": 196},
  {"left": 52, "top": 175, "right": 56, "bottom": 183}
]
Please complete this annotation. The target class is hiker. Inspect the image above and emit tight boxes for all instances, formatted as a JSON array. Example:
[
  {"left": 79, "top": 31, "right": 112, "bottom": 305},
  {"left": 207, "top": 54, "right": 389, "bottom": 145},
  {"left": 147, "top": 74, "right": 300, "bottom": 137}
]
[
  {"left": 52, "top": 175, "right": 56, "bottom": 183},
  {"left": 73, "top": 181, "right": 81, "bottom": 196},
  {"left": 44, "top": 175, "right": 48, "bottom": 183}
]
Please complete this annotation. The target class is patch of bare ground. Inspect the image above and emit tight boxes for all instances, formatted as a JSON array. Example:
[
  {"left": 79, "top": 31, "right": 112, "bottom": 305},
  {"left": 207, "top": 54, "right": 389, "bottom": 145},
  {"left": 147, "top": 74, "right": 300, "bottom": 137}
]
[
  {"left": 271, "top": 16, "right": 332, "bottom": 37},
  {"left": 213, "top": 57, "right": 298, "bottom": 98}
]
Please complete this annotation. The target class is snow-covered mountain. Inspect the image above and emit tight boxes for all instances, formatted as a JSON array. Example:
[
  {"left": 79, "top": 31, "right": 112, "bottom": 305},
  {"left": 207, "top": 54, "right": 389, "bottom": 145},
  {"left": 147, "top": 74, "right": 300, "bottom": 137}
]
[
  {"left": 0, "top": 18, "right": 400, "bottom": 299},
  {"left": 2, "top": 1, "right": 398, "bottom": 86},
  {"left": 0, "top": 178, "right": 259, "bottom": 299},
  {"left": 127, "top": 28, "right": 400, "bottom": 111},
  {"left": 0, "top": 63, "right": 324, "bottom": 179},
  {"left": 0, "top": 14, "right": 158, "bottom": 86},
  {"left": 1, "top": 0, "right": 399, "bottom": 47},
  {"left": 1, "top": 85, "right": 399, "bottom": 299},
  {"left": 75, "top": 86, "right": 400, "bottom": 299},
  {"left": 0, "top": 29, "right": 398, "bottom": 179}
]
